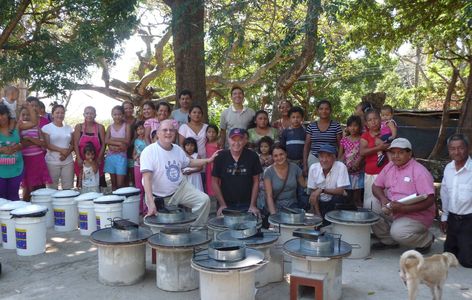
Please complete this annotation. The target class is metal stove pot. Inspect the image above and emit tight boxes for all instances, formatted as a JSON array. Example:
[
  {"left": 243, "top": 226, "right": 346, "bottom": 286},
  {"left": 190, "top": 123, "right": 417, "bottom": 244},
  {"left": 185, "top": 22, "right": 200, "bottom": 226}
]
[
  {"left": 279, "top": 207, "right": 306, "bottom": 224},
  {"left": 208, "top": 241, "right": 246, "bottom": 262},
  {"left": 222, "top": 209, "right": 256, "bottom": 227},
  {"left": 228, "top": 221, "right": 258, "bottom": 239}
]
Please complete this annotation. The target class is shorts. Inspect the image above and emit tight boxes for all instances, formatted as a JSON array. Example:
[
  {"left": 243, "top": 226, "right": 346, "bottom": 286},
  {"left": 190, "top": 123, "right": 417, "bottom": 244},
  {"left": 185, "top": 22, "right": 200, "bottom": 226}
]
[
  {"left": 104, "top": 153, "right": 127, "bottom": 175},
  {"left": 348, "top": 172, "right": 365, "bottom": 190}
]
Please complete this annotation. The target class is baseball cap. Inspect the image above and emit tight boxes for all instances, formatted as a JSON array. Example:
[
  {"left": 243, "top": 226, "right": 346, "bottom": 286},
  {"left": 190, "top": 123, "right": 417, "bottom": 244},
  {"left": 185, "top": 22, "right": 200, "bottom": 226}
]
[
  {"left": 388, "top": 137, "right": 412, "bottom": 150},
  {"left": 229, "top": 128, "right": 247, "bottom": 139},
  {"left": 316, "top": 144, "right": 337, "bottom": 156}
]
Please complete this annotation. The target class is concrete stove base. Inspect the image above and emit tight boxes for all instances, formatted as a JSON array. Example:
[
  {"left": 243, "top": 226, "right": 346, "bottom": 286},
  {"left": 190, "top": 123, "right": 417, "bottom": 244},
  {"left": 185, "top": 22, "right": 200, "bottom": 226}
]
[{"left": 96, "top": 243, "right": 146, "bottom": 286}]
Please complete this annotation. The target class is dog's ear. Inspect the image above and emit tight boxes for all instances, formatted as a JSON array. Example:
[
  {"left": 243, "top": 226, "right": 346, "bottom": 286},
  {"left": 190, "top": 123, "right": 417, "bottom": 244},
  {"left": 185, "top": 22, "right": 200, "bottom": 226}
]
[{"left": 443, "top": 252, "right": 459, "bottom": 267}]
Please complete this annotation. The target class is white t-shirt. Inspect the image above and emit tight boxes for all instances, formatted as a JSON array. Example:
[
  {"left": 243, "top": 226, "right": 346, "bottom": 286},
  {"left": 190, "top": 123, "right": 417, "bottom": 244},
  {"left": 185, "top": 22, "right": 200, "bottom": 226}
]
[
  {"left": 178, "top": 123, "right": 208, "bottom": 158},
  {"left": 41, "top": 123, "right": 73, "bottom": 165},
  {"left": 82, "top": 164, "right": 99, "bottom": 188},
  {"left": 1, "top": 97, "right": 17, "bottom": 119},
  {"left": 140, "top": 142, "right": 190, "bottom": 197},
  {"left": 307, "top": 161, "right": 350, "bottom": 202}
]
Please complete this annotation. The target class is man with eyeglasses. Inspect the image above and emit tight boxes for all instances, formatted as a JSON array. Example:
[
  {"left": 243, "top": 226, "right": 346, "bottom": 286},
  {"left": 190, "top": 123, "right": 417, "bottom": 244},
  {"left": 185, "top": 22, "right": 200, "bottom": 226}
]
[
  {"left": 371, "top": 138, "right": 436, "bottom": 253},
  {"left": 140, "top": 120, "right": 218, "bottom": 225},
  {"left": 212, "top": 128, "right": 263, "bottom": 216},
  {"left": 440, "top": 134, "right": 472, "bottom": 268}
]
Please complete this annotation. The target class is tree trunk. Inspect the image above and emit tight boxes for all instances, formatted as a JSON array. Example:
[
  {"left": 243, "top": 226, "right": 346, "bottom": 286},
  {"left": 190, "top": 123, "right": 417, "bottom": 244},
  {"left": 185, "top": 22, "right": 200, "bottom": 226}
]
[
  {"left": 457, "top": 58, "right": 472, "bottom": 153},
  {"left": 273, "top": 0, "right": 320, "bottom": 121},
  {"left": 164, "top": 0, "right": 207, "bottom": 120},
  {"left": 429, "top": 67, "right": 458, "bottom": 159}
]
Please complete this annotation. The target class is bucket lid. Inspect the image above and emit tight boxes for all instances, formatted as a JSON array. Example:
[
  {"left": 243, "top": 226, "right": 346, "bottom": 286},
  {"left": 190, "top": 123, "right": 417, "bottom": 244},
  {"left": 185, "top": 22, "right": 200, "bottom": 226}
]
[
  {"left": 75, "top": 192, "right": 103, "bottom": 202},
  {"left": 93, "top": 195, "right": 124, "bottom": 204},
  {"left": 112, "top": 187, "right": 141, "bottom": 197},
  {"left": 0, "top": 198, "right": 9, "bottom": 206},
  {"left": 0, "top": 201, "right": 29, "bottom": 211},
  {"left": 31, "top": 188, "right": 58, "bottom": 196},
  {"left": 11, "top": 204, "right": 48, "bottom": 218},
  {"left": 52, "top": 190, "right": 80, "bottom": 199}
]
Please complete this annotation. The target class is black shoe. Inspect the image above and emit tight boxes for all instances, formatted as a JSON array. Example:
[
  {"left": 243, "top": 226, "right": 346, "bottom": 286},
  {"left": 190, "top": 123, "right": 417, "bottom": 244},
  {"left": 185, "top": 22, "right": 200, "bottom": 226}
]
[
  {"left": 415, "top": 235, "right": 435, "bottom": 254},
  {"left": 372, "top": 242, "right": 400, "bottom": 250},
  {"left": 377, "top": 153, "right": 387, "bottom": 167}
]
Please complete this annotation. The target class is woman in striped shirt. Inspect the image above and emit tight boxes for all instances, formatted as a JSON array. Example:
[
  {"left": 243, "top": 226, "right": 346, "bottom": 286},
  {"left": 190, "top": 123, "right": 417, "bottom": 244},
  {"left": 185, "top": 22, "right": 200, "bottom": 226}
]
[
  {"left": 303, "top": 100, "right": 342, "bottom": 176},
  {"left": 19, "top": 105, "right": 52, "bottom": 200}
]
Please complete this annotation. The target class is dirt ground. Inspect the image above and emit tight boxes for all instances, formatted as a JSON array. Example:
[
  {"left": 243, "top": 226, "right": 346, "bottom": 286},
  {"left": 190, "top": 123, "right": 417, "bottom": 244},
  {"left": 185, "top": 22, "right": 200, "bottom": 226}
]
[{"left": 0, "top": 221, "right": 471, "bottom": 300}]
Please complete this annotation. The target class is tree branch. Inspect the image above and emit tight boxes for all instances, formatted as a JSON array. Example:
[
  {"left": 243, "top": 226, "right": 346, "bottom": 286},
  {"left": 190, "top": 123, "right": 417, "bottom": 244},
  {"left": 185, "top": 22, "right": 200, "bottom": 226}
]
[{"left": 0, "top": 0, "right": 32, "bottom": 49}]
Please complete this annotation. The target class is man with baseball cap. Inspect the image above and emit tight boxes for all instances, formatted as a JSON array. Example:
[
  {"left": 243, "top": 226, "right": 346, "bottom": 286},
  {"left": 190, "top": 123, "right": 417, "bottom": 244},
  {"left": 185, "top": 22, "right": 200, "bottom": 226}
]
[
  {"left": 307, "top": 144, "right": 350, "bottom": 217},
  {"left": 212, "top": 128, "right": 262, "bottom": 216},
  {"left": 372, "top": 137, "right": 436, "bottom": 253}
]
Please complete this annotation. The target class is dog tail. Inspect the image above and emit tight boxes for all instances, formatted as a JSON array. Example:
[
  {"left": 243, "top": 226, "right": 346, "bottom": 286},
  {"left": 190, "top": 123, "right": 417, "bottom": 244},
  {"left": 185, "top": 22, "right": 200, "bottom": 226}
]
[{"left": 400, "top": 250, "right": 424, "bottom": 271}]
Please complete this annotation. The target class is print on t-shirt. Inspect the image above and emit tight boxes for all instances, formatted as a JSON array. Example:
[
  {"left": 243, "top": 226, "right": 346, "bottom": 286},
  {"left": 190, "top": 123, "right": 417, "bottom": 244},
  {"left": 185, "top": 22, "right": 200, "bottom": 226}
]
[
  {"left": 225, "top": 162, "right": 248, "bottom": 176},
  {"left": 166, "top": 160, "right": 181, "bottom": 182}
]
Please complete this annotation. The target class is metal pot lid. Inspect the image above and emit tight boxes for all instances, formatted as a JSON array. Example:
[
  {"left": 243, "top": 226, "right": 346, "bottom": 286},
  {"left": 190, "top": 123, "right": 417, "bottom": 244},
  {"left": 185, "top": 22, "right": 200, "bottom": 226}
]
[
  {"left": 52, "top": 190, "right": 80, "bottom": 198},
  {"left": 283, "top": 238, "right": 352, "bottom": 259},
  {"left": 0, "top": 201, "right": 29, "bottom": 211},
  {"left": 90, "top": 226, "right": 153, "bottom": 245},
  {"left": 112, "top": 187, "right": 141, "bottom": 197},
  {"left": 148, "top": 227, "right": 211, "bottom": 248},
  {"left": 217, "top": 229, "right": 279, "bottom": 246},
  {"left": 93, "top": 195, "right": 125, "bottom": 204},
  {"left": 144, "top": 211, "right": 197, "bottom": 225},
  {"left": 192, "top": 247, "right": 265, "bottom": 270},
  {"left": 325, "top": 210, "right": 380, "bottom": 224},
  {"left": 269, "top": 213, "right": 323, "bottom": 226},
  {"left": 75, "top": 192, "right": 103, "bottom": 202},
  {"left": 31, "top": 188, "right": 57, "bottom": 196},
  {"left": 10, "top": 204, "right": 48, "bottom": 218},
  {"left": 208, "top": 216, "right": 262, "bottom": 229}
]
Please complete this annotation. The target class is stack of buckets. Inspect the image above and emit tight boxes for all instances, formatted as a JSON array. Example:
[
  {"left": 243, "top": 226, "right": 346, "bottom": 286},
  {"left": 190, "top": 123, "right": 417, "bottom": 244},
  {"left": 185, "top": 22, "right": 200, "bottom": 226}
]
[
  {"left": 75, "top": 192, "right": 103, "bottom": 236},
  {"left": 93, "top": 195, "right": 124, "bottom": 229},
  {"left": 31, "top": 188, "right": 57, "bottom": 228},
  {"left": 1, "top": 201, "right": 29, "bottom": 250},
  {"left": 52, "top": 190, "right": 80, "bottom": 232}
]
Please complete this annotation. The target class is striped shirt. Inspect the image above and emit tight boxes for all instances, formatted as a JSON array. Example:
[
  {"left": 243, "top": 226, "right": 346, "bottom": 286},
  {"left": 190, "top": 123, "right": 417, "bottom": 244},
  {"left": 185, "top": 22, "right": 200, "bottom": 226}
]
[
  {"left": 21, "top": 127, "right": 44, "bottom": 156},
  {"left": 306, "top": 121, "right": 342, "bottom": 156}
]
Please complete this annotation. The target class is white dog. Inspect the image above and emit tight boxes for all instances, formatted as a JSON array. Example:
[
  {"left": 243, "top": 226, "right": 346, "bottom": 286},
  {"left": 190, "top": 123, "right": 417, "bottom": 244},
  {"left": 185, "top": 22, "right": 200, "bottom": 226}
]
[{"left": 399, "top": 250, "right": 459, "bottom": 300}]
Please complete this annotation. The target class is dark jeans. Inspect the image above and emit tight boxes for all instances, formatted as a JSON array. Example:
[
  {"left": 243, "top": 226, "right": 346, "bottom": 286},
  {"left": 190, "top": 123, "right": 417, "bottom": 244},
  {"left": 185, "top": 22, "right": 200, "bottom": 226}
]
[
  {"left": 444, "top": 213, "right": 472, "bottom": 268},
  {"left": 0, "top": 171, "right": 24, "bottom": 200},
  {"left": 319, "top": 195, "right": 347, "bottom": 226}
]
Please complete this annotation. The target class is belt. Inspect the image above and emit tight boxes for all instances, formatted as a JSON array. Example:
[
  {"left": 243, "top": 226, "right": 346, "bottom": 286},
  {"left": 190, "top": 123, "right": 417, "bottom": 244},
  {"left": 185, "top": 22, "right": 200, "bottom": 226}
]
[{"left": 449, "top": 212, "right": 472, "bottom": 220}]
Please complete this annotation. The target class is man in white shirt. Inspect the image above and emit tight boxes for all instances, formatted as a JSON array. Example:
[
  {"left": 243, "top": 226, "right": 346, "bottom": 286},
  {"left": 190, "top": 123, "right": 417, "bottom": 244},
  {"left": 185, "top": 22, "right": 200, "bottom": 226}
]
[
  {"left": 307, "top": 144, "right": 350, "bottom": 217},
  {"left": 219, "top": 86, "right": 255, "bottom": 148},
  {"left": 140, "top": 120, "right": 217, "bottom": 225},
  {"left": 171, "top": 90, "right": 192, "bottom": 126},
  {"left": 441, "top": 134, "right": 472, "bottom": 268}
]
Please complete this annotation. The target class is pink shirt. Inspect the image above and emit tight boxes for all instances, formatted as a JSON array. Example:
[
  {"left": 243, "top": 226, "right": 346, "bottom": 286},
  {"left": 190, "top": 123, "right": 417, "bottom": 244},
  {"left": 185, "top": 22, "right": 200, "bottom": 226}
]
[{"left": 374, "top": 159, "right": 435, "bottom": 227}]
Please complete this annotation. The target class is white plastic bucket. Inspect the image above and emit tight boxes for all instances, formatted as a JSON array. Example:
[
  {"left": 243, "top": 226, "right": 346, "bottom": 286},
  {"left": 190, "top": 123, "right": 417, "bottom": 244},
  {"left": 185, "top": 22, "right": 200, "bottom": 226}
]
[
  {"left": 31, "top": 188, "right": 57, "bottom": 228},
  {"left": 11, "top": 205, "right": 48, "bottom": 256},
  {"left": 75, "top": 192, "right": 102, "bottom": 236},
  {"left": 0, "top": 201, "right": 29, "bottom": 249},
  {"left": 52, "top": 190, "right": 80, "bottom": 232},
  {"left": 113, "top": 187, "right": 140, "bottom": 224},
  {"left": 93, "top": 195, "right": 124, "bottom": 229}
]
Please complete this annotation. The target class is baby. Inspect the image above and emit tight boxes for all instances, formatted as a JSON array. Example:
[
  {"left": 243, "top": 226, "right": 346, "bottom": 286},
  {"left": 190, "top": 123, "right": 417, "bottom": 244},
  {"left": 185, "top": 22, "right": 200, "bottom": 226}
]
[{"left": 377, "top": 104, "right": 397, "bottom": 167}]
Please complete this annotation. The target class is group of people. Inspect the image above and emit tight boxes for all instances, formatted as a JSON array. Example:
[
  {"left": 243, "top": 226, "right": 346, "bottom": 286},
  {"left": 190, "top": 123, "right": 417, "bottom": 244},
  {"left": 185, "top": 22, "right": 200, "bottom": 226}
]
[{"left": 0, "top": 84, "right": 470, "bottom": 268}]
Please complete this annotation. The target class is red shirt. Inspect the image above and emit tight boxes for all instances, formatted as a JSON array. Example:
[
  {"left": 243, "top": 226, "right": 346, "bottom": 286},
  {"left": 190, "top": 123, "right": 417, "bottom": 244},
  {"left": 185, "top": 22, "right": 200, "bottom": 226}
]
[{"left": 361, "top": 131, "right": 385, "bottom": 175}]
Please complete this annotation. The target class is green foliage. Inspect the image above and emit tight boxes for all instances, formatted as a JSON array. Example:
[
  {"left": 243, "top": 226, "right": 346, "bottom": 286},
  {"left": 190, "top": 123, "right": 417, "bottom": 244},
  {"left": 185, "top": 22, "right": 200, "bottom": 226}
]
[{"left": 0, "top": 0, "right": 139, "bottom": 96}]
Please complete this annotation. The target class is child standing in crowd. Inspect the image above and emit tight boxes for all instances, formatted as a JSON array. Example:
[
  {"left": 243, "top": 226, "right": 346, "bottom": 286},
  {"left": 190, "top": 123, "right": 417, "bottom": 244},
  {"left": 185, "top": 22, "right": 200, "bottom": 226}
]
[
  {"left": 19, "top": 105, "right": 51, "bottom": 200},
  {"left": 81, "top": 142, "right": 100, "bottom": 193},
  {"left": 133, "top": 121, "right": 147, "bottom": 214},
  {"left": 339, "top": 115, "right": 364, "bottom": 207},
  {"left": 377, "top": 104, "right": 397, "bottom": 166},
  {"left": 104, "top": 106, "right": 130, "bottom": 191},
  {"left": 182, "top": 137, "right": 204, "bottom": 191},
  {"left": 280, "top": 106, "right": 305, "bottom": 168},
  {"left": 257, "top": 136, "right": 274, "bottom": 212},
  {"left": 205, "top": 125, "right": 220, "bottom": 211}
]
